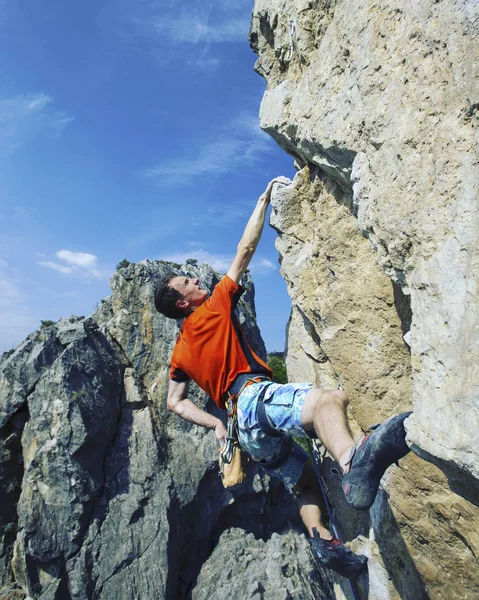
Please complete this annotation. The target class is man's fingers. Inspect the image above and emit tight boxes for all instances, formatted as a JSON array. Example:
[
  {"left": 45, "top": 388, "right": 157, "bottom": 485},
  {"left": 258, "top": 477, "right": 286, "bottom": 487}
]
[
  {"left": 264, "top": 176, "right": 292, "bottom": 196},
  {"left": 258, "top": 176, "right": 292, "bottom": 204},
  {"left": 272, "top": 176, "right": 292, "bottom": 187}
]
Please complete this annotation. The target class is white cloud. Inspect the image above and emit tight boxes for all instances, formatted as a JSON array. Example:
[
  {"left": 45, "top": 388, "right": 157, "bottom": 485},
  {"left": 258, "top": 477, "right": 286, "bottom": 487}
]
[
  {"left": 38, "top": 261, "right": 74, "bottom": 274},
  {"left": 37, "top": 250, "right": 102, "bottom": 279},
  {"left": 0, "top": 92, "right": 73, "bottom": 156},
  {"left": 27, "top": 94, "right": 51, "bottom": 111},
  {"left": 144, "top": 110, "right": 273, "bottom": 184},
  {"left": 57, "top": 250, "right": 98, "bottom": 269}
]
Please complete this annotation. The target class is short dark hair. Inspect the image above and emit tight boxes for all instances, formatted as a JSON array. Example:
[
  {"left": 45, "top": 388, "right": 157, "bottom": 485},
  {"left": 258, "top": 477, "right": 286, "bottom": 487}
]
[{"left": 154, "top": 274, "right": 185, "bottom": 319}]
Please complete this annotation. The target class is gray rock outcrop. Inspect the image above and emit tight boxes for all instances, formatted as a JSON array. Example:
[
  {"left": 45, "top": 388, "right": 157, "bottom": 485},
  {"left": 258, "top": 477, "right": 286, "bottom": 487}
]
[
  {"left": 0, "top": 261, "right": 327, "bottom": 600},
  {"left": 251, "top": 0, "right": 479, "bottom": 598}
]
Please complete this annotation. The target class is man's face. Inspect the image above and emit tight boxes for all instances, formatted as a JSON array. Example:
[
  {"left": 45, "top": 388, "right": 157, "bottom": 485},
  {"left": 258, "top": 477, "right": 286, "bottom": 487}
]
[{"left": 169, "top": 276, "right": 208, "bottom": 311}]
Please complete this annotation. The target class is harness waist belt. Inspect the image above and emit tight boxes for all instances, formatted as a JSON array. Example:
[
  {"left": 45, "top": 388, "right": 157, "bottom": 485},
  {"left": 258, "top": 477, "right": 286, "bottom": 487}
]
[{"left": 228, "top": 373, "right": 270, "bottom": 397}]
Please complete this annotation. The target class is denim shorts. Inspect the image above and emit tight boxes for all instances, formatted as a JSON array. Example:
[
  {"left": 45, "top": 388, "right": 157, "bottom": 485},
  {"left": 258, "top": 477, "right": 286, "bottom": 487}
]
[{"left": 237, "top": 381, "right": 313, "bottom": 491}]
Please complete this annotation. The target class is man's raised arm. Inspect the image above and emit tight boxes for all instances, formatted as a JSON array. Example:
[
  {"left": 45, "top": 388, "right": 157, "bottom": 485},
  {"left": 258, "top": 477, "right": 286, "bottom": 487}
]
[
  {"left": 167, "top": 379, "right": 227, "bottom": 444},
  {"left": 227, "top": 177, "right": 289, "bottom": 284}
]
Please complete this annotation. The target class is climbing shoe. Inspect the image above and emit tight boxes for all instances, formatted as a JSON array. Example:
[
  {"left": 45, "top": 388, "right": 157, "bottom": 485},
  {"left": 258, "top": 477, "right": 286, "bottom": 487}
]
[
  {"left": 310, "top": 528, "right": 368, "bottom": 579},
  {"left": 342, "top": 411, "right": 412, "bottom": 510}
]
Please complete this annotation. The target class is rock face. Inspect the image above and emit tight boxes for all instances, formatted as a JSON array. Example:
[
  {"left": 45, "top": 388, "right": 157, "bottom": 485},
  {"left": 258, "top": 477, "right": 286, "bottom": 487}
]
[
  {"left": 0, "top": 260, "right": 331, "bottom": 600},
  {"left": 251, "top": 0, "right": 479, "bottom": 598}
]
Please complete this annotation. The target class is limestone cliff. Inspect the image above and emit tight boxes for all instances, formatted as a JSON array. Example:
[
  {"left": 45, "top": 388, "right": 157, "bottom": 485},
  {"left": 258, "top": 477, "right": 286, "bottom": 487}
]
[
  {"left": 0, "top": 261, "right": 330, "bottom": 600},
  {"left": 251, "top": 0, "right": 479, "bottom": 598}
]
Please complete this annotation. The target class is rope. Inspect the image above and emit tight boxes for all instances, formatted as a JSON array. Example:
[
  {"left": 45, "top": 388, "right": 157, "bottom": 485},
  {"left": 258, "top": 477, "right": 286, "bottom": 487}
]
[{"left": 284, "top": 19, "right": 296, "bottom": 62}]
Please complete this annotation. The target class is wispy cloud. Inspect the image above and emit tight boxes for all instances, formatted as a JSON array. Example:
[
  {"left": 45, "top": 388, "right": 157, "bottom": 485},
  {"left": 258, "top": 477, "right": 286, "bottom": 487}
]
[
  {"left": 38, "top": 261, "right": 74, "bottom": 275},
  {"left": 150, "top": 11, "right": 248, "bottom": 45},
  {"left": 37, "top": 250, "right": 102, "bottom": 279},
  {"left": 107, "top": 0, "right": 253, "bottom": 70},
  {"left": 249, "top": 257, "right": 277, "bottom": 276},
  {"left": 57, "top": 250, "right": 98, "bottom": 270},
  {"left": 0, "top": 92, "right": 73, "bottom": 156},
  {"left": 143, "top": 110, "right": 273, "bottom": 184}
]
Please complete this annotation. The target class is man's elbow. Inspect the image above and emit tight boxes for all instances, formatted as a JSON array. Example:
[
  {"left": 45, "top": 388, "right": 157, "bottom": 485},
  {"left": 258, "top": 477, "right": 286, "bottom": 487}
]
[
  {"left": 167, "top": 397, "right": 178, "bottom": 413},
  {"left": 167, "top": 397, "right": 184, "bottom": 415}
]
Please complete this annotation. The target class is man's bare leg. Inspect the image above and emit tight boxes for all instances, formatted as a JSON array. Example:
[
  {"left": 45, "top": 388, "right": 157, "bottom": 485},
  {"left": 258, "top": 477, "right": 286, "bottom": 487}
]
[
  {"left": 301, "top": 388, "right": 355, "bottom": 474},
  {"left": 294, "top": 462, "right": 331, "bottom": 539},
  {"left": 294, "top": 457, "right": 369, "bottom": 578}
]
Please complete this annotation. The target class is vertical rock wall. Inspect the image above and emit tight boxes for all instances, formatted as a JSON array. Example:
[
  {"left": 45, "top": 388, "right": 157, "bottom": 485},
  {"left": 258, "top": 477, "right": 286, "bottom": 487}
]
[{"left": 251, "top": 0, "right": 479, "bottom": 598}]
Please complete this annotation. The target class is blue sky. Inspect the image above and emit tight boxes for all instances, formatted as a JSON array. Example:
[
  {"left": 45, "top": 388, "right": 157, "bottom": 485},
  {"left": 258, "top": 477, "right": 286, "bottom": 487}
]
[{"left": 0, "top": 0, "right": 294, "bottom": 353}]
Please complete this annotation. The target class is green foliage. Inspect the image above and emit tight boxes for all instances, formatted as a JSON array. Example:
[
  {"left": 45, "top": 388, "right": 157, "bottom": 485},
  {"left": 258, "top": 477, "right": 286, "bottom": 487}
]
[
  {"left": 268, "top": 354, "right": 287, "bottom": 384},
  {"left": 294, "top": 436, "right": 311, "bottom": 453},
  {"left": 40, "top": 320, "right": 56, "bottom": 329},
  {"left": 185, "top": 258, "right": 198, "bottom": 266},
  {"left": 116, "top": 258, "right": 131, "bottom": 270},
  {"left": 167, "top": 261, "right": 181, "bottom": 269}
]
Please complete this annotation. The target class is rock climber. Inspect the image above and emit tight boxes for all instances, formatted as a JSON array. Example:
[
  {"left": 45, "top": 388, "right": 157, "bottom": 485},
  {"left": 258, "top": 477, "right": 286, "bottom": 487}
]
[{"left": 154, "top": 177, "right": 411, "bottom": 579}]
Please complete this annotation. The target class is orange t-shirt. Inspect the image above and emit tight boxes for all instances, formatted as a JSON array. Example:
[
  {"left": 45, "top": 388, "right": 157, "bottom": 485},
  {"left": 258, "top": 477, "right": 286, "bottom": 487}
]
[{"left": 169, "top": 275, "right": 271, "bottom": 409}]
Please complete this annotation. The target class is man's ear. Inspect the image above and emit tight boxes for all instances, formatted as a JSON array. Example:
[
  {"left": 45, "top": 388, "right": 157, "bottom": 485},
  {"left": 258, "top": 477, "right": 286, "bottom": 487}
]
[{"left": 176, "top": 298, "right": 188, "bottom": 310}]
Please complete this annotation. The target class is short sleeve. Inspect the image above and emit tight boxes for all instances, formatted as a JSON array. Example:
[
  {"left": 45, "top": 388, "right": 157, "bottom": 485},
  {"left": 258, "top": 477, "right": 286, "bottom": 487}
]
[
  {"left": 170, "top": 345, "right": 189, "bottom": 382},
  {"left": 207, "top": 275, "right": 244, "bottom": 313}
]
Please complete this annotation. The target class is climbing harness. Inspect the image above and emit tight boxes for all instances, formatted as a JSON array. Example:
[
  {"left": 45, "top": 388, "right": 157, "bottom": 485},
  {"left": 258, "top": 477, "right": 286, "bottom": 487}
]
[
  {"left": 219, "top": 375, "right": 271, "bottom": 488},
  {"left": 219, "top": 396, "right": 245, "bottom": 488},
  {"left": 221, "top": 374, "right": 271, "bottom": 464},
  {"left": 285, "top": 19, "right": 296, "bottom": 62},
  {"left": 219, "top": 381, "right": 244, "bottom": 467}
]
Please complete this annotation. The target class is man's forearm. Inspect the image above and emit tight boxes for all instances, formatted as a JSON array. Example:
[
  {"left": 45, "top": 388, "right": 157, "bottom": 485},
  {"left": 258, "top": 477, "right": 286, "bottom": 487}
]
[
  {"left": 237, "top": 196, "right": 269, "bottom": 255},
  {"left": 227, "top": 178, "right": 286, "bottom": 284},
  {"left": 171, "top": 397, "right": 223, "bottom": 431}
]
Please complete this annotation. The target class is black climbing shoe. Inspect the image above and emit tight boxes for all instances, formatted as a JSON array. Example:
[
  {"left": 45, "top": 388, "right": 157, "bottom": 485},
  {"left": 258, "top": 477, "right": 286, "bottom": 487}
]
[
  {"left": 310, "top": 528, "right": 368, "bottom": 579},
  {"left": 342, "top": 412, "right": 412, "bottom": 510}
]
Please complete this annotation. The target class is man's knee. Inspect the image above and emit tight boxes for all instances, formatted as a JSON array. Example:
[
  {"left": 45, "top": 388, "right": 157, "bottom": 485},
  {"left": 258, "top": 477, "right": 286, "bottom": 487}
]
[
  {"left": 309, "top": 388, "right": 349, "bottom": 410},
  {"left": 326, "top": 389, "right": 349, "bottom": 408},
  {"left": 302, "top": 388, "right": 348, "bottom": 431}
]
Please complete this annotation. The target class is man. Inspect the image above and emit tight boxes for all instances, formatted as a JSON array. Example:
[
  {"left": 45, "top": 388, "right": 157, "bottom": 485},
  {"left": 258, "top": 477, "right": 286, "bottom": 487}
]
[{"left": 155, "top": 178, "right": 411, "bottom": 580}]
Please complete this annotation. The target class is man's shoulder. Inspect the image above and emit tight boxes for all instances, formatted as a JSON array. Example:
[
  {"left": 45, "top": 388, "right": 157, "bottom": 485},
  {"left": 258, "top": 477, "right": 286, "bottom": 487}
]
[{"left": 209, "top": 275, "right": 243, "bottom": 306}]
